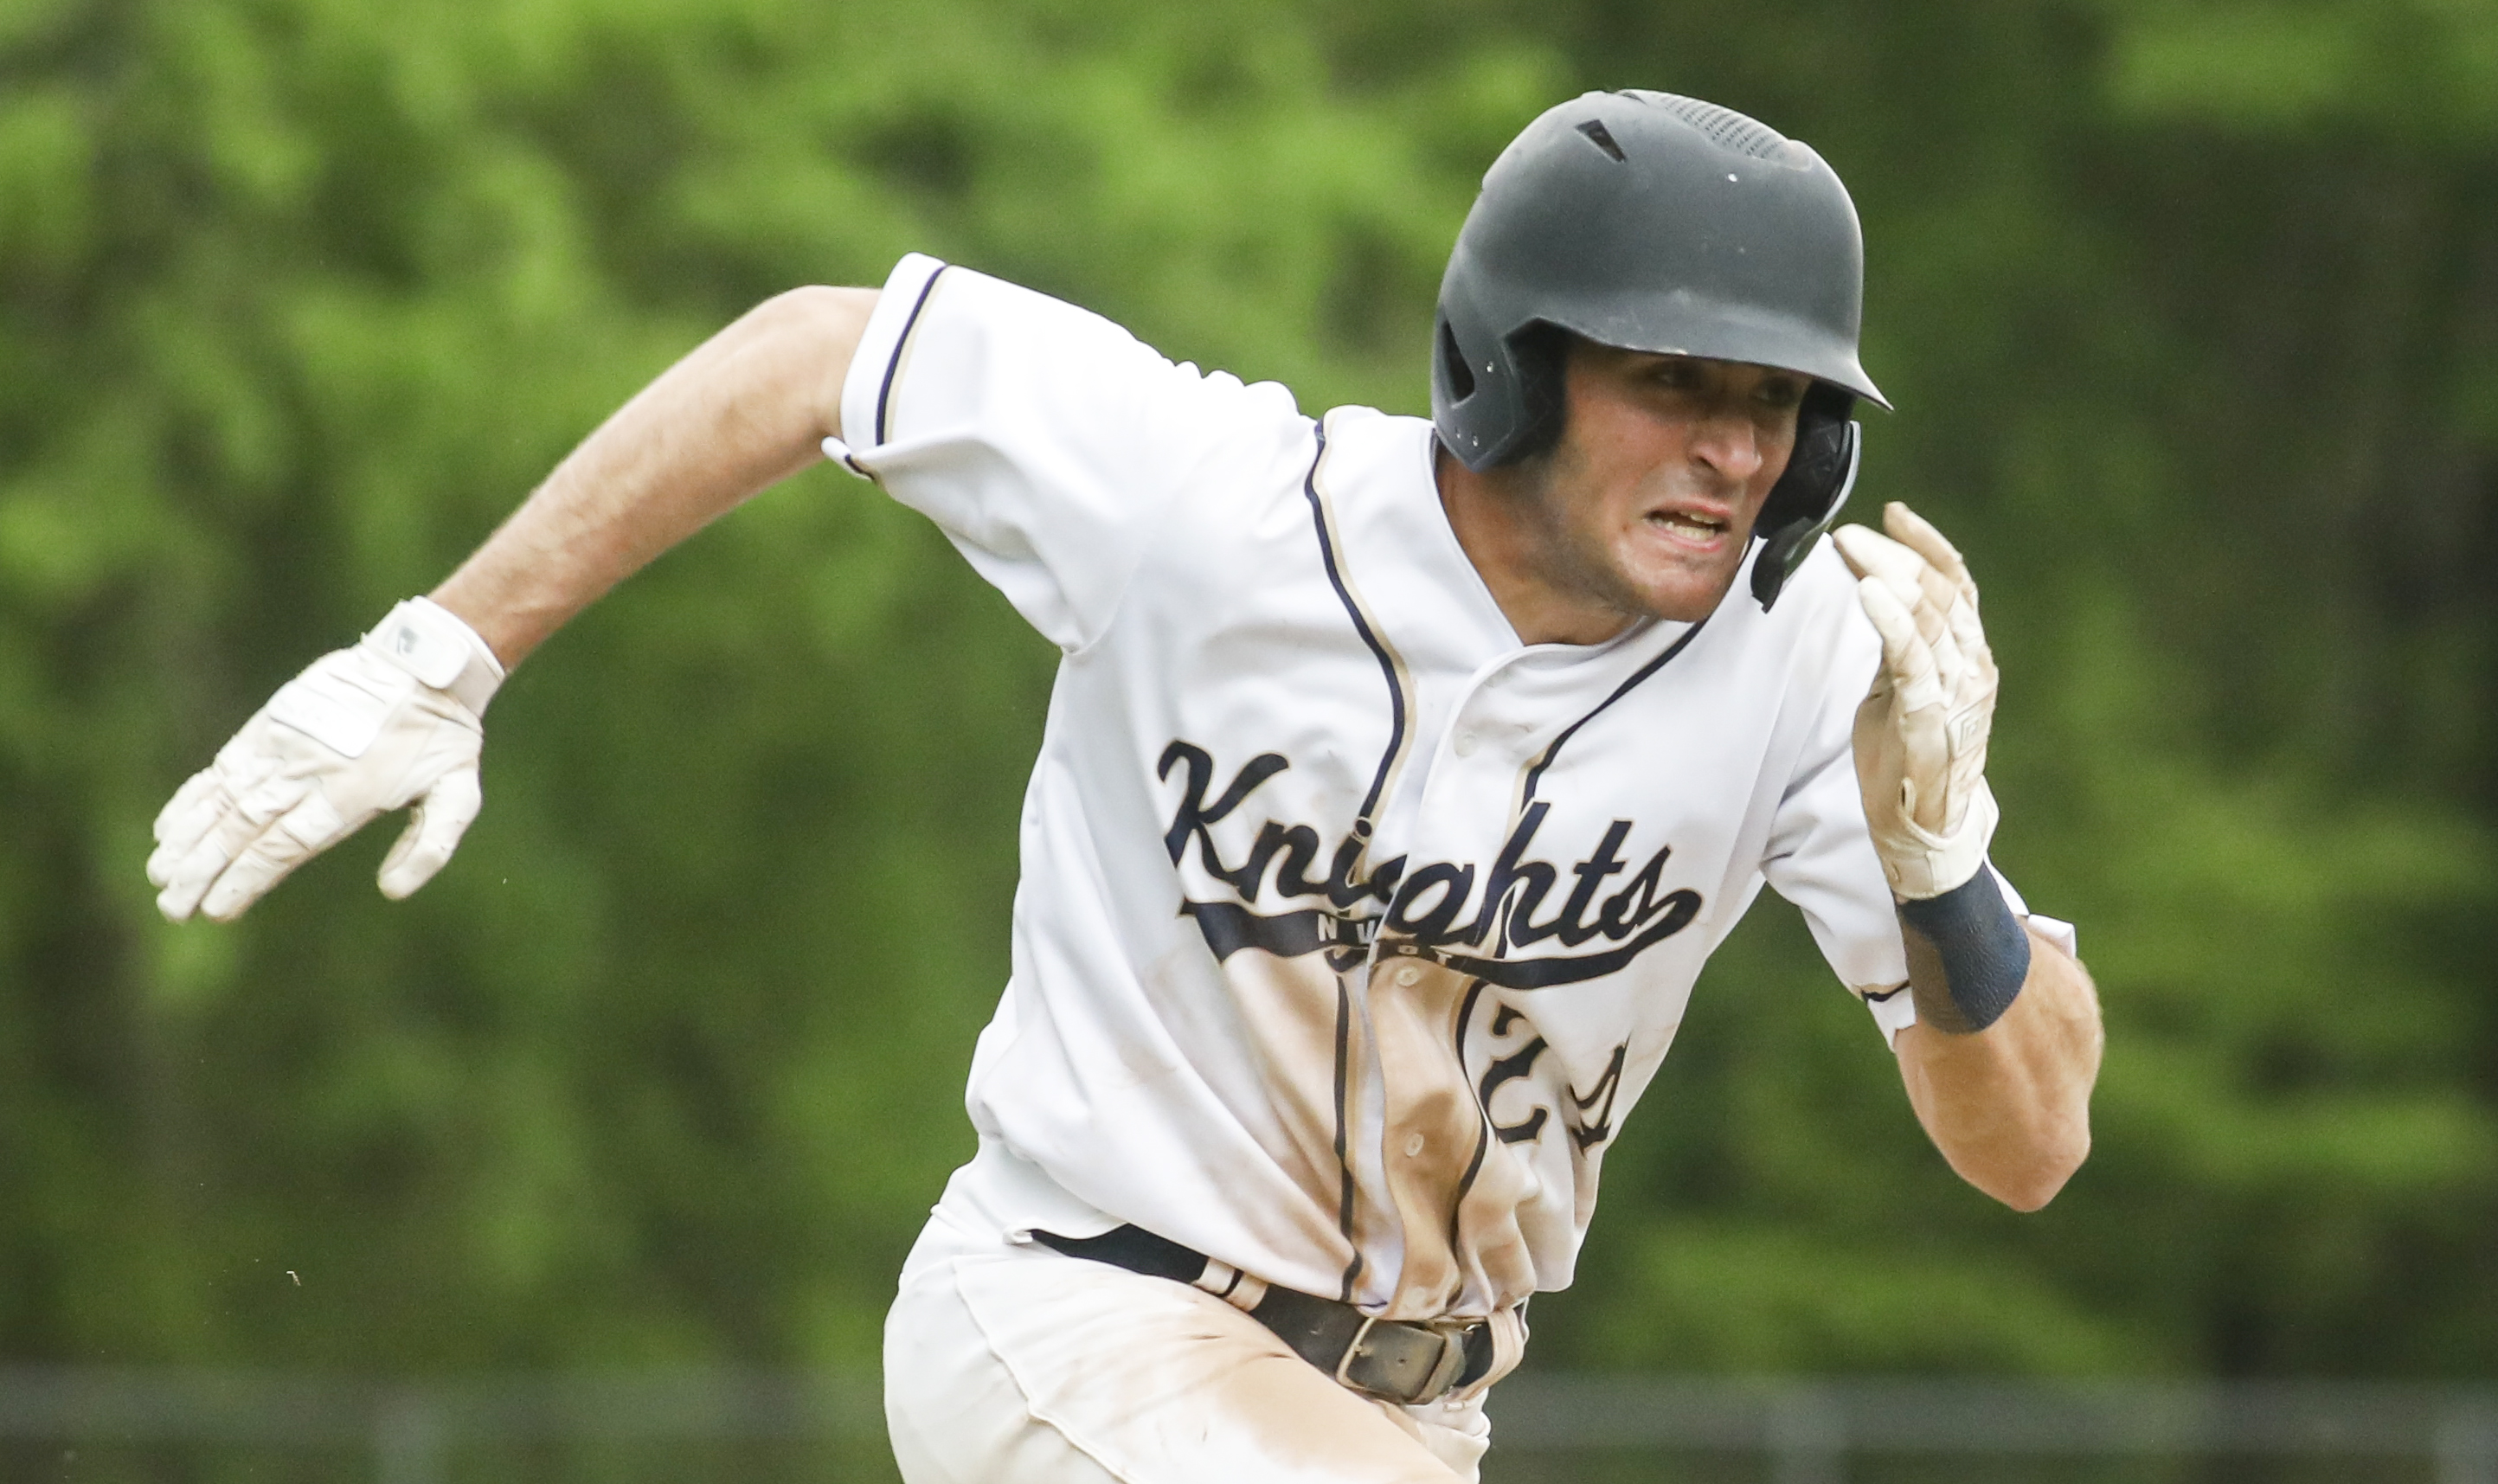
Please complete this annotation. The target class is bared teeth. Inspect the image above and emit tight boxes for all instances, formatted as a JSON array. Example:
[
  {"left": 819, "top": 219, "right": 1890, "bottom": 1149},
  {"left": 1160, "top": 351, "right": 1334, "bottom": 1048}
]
[{"left": 1655, "top": 511, "right": 1725, "bottom": 536}]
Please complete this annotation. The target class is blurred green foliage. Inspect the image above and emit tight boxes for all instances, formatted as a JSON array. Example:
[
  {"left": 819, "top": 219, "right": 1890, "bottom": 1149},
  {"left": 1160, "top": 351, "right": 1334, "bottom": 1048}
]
[{"left": 3, "top": 0, "right": 2495, "bottom": 1403}]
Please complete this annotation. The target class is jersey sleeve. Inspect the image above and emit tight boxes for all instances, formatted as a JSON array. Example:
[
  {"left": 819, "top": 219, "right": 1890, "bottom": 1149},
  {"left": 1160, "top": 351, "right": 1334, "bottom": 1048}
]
[
  {"left": 834, "top": 254, "right": 1305, "bottom": 652},
  {"left": 1758, "top": 561, "right": 1917, "bottom": 1040}
]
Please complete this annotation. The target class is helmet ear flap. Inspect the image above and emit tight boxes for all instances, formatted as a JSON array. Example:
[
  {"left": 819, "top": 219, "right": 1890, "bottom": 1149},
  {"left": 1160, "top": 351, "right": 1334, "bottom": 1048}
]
[
  {"left": 1433, "top": 295, "right": 1570, "bottom": 471},
  {"left": 1751, "top": 384, "right": 1861, "bottom": 611},
  {"left": 1499, "top": 324, "right": 1569, "bottom": 465},
  {"left": 1432, "top": 290, "right": 1514, "bottom": 469}
]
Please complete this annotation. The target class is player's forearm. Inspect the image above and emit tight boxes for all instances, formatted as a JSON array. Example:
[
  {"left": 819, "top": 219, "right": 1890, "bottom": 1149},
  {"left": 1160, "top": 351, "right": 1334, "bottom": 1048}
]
[
  {"left": 1895, "top": 925, "right": 2103, "bottom": 1210},
  {"left": 433, "top": 285, "right": 878, "bottom": 667}
]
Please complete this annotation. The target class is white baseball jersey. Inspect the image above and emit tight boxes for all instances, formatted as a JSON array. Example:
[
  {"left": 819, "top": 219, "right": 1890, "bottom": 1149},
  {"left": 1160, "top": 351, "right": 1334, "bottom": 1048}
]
[{"left": 835, "top": 253, "right": 2020, "bottom": 1325}]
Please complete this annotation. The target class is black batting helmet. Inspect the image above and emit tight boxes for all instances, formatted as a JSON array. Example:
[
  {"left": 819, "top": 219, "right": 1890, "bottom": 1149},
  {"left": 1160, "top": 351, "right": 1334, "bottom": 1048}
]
[{"left": 1432, "top": 90, "right": 1886, "bottom": 610}]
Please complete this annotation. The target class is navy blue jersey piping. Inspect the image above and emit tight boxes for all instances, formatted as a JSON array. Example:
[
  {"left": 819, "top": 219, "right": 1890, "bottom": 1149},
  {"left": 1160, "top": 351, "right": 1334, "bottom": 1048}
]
[
  {"left": 874, "top": 266, "right": 950, "bottom": 446},
  {"left": 1518, "top": 618, "right": 1711, "bottom": 809},
  {"left": 1331, "top": 978, "right": 1362, "bottom": 1302},
  {"left": 1301, "top": 418, "right": 1408, "bottom": 821},
  {"left": 1299, "top": 415, "right": 1407, "bottom": 1301},
  {"left": 1445, "top": 979, "right": 1494, "bottom": 1305}
]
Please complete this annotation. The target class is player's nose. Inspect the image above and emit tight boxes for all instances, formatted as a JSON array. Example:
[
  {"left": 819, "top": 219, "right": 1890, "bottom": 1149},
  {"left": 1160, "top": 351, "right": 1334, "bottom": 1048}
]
[{"left": 1687, "top": 402, "right": 1765, "bottom": 483}]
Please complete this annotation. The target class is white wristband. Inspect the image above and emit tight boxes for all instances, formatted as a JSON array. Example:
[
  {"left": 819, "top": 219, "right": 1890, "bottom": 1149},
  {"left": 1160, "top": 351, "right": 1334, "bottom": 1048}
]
[{"left": 363, "top": 597, "right": 506, "bottom": 716}]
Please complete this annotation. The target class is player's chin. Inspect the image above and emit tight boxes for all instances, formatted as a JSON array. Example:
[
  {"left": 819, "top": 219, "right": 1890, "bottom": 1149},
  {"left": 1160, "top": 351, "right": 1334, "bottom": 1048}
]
[{"left": 1618, "top": 543, "right": 1747, "bottom": 624}]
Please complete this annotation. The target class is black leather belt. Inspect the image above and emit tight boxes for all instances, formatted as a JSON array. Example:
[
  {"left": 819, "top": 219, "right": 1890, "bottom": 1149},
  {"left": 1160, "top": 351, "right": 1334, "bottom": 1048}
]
[{"left": 1035, "top": 1224, "right": 1493, "bottom": 1406}]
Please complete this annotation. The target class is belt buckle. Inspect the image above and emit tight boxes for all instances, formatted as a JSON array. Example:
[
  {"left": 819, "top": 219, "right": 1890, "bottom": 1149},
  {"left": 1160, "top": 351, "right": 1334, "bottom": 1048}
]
[{"left": 1333, "top": 1316, "right": 1473, "bottom": 1405}]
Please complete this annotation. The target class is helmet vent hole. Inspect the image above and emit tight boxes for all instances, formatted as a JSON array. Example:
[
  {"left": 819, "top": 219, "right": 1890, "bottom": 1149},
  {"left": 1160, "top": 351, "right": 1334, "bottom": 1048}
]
[
  {"left": 1617, "top": 90, "right": 1788, "bottom": 160},
  {"left": 1438, "top": 322, "right": 1477, "bottom": 402},
  {"left": 1574, "top": 119, "right": 1626, "bottom": 162}
]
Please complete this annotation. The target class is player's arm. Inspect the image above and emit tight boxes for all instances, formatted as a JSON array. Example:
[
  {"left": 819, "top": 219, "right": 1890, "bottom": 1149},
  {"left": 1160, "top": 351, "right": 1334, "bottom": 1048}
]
[
  {"left": 148, "top": 286, "right": 879, "bottom": 922},
  {"left": 438, "top": 285, "right": 877, "bottom": 665},
  {"left": 1892, "top": 920, "right": 2101, "bottom": 1211},
  {"left": 1833, "top": 504, "right": 2104, "bottom": 1211}
]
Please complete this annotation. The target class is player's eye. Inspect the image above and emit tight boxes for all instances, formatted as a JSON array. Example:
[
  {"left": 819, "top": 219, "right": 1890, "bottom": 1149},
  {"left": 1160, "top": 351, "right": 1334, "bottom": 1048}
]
[
  {"left": 1755, "top": 376, "right": 1807, "bottom": 410},
  {"left": 1646, "top": 357, "right": 1705, "bottom": 391}
]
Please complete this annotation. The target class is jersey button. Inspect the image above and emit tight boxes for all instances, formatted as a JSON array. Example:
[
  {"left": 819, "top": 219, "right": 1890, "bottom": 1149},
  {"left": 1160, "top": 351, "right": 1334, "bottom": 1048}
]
[
  {"left": 1454, "top": 731, "right": 1478, "bottom": 757},
  {"left": 1403, "top": 1134, "right": 1426, "bottom": 1157},
  {"left": 1393, "top": 965, "right": 1422, "bottom": 986}
]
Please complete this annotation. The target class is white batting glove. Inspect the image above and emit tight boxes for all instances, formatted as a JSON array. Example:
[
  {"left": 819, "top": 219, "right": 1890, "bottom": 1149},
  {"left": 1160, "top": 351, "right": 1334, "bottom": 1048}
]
[
  {"left": 148, "top": 598, "right": 505, "bottom": 922},
  {"left": 1831, "top": 503, "right": 2000, "bottom": 902}
]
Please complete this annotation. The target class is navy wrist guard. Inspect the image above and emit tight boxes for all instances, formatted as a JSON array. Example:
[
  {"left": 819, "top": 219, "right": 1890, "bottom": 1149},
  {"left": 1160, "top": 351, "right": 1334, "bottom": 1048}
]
[{"left": 1896, "top": 868, "right": 2030, "bottom": 1034}]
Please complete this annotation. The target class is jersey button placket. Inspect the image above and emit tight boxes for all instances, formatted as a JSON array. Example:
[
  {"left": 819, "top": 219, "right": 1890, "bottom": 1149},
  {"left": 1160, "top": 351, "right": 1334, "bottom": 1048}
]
[
  {"left": 1402, "top": 662, "right": 1521, "bottom": 946},
  {"left": 1445, "top": 663, "right": 1512, "bottom": 765}
]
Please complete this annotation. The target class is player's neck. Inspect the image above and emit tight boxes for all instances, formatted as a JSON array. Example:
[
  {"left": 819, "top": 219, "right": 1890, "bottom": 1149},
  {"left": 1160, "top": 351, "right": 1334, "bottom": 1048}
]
[{"left": 1434, "top": 441, "right": 1639, "bottom": 648}]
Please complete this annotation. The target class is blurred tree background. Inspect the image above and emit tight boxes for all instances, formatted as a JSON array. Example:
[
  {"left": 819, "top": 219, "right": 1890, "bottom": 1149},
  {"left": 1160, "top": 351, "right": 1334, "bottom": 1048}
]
[{"left": 3, "top": 0, "right": 2495, "bottom": 1429}]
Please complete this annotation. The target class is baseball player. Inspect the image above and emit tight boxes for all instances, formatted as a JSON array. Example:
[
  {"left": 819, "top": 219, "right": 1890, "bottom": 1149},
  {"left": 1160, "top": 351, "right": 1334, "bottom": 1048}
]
[{"left": 147, "top": 91, "right": 2102, "bottom": 1482}]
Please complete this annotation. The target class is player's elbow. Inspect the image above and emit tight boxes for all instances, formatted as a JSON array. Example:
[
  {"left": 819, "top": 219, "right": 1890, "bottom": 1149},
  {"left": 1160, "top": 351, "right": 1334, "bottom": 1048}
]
[
  {"left": 761, "top": 283, "right": 879, "bottom": 341},
  {"left": 742, "top": 285, "right": 882, "bottom": 435},
  {"left": 1965, "top": 1125, "right": 2090, "bottom": 1212}
]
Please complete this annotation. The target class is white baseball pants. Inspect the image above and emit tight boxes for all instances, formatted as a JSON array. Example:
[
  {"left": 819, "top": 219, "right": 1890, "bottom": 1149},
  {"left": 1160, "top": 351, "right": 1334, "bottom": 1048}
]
[{"left": 883, "top": 1207, "right": 1492, "bottom": 1483}]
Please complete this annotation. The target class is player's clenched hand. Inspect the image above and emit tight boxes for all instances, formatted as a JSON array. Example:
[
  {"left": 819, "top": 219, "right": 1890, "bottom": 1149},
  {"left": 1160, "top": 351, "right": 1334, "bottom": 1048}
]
[
  {"left": 148, "top": 598, "right": 505, "bottom": 923},
  {"left": 1831, "top": 503, "right": 1999, "bottom": 901}
]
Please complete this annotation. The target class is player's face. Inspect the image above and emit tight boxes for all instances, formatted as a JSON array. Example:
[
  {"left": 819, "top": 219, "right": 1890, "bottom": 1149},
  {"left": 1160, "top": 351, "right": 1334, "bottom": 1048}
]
[{"left": 1517, "top": 344, "right": 1805, "bottom": 630}]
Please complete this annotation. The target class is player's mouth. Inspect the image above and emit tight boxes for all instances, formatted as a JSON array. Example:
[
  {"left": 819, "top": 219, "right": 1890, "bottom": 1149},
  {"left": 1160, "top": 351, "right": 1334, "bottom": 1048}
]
[{"left": 1644, "top": 506, "right": 1732, "bottom": 549}]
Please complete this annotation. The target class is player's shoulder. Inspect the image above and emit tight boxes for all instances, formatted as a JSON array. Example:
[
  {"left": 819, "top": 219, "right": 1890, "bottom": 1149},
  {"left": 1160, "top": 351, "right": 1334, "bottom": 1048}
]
[
  {"left": 1314, "top": 404, "right": 1429, "bottom": 460},
  {"left": 911, "top": 257, "right": 1309, "bottom": 423},
  {"left": 1291, "top": 407, "right": 1447, "bottom": 536},
  {"left": 1711, "top": 534, "right": 1879, "bottom": 684}
]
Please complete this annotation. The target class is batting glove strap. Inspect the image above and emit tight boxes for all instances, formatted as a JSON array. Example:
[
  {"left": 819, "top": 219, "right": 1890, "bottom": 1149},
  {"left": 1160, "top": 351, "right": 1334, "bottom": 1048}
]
[
  {"left": 1895, "top": 865, "right": 2031, "bottom": 1034},
  {"left": 363, "top": 597, "right": 505, "bottom": 716},
  {"left": 1871, "top": 778, "right": 1998, "bottom": 902}
]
